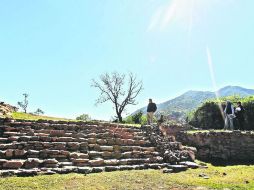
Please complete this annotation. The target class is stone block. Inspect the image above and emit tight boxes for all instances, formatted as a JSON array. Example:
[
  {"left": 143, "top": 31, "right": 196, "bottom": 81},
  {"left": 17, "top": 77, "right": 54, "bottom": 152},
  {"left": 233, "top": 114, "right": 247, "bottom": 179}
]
[
  {"left": 104, "top": 159, "right": 119, "bottom": 166},
  {"left": 100, "top": 146, "right": 113, "bottom": 152},
  {"left": 89, "top": 159, "right": 104, "bottom": 167},
  {"left": 14, "top": 149, "right": 27, "bottom": 157},
  {"left": 24, "top": 158, "right": 41, "bottom": 169},
  {"left": 3, "top": 160, "right": 24, "bottom": 169}
]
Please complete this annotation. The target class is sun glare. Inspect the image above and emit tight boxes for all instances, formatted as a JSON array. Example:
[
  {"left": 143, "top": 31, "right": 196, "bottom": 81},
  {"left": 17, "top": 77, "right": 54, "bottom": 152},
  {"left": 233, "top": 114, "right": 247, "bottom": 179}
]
[{"left": 148, "top": 0, "right": 227, "bottom": 32}]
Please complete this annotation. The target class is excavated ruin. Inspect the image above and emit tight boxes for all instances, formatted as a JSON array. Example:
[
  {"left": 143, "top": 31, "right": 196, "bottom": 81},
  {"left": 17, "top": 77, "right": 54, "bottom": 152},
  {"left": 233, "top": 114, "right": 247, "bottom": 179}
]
[{"left": 0, "top": 118, "right": 196, "bottom": 177}]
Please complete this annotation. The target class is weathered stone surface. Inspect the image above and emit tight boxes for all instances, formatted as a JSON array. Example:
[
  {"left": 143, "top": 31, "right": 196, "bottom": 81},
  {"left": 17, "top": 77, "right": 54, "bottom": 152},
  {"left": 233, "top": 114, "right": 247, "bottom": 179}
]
[
  {"left": 177, "top": 131, "right": 254, "bottom": 161},
  {"left": 167, "top": 165, "right": 188, "bottom": 172},
  {"left": 24, "top": 158, "right": 41, "bottom": 169},
  {"left": 97, "top": 139, "right": 107, "bottom": 145},
  {"left": 0, "top": 119, "right": 198, "bottom": 176},
  {"left": 179, "top": 161, "right": 199, "bottom": 169},
  {"left": 162, "top": 168, "right": 173, "bottom": 173},
  {"left": 3, "top": 160, "right": 24, "bottom": 169},
  {"left": 43, "top": 159, "right": 58, "bottom": 164},
  {"left": 105, "top": 166, "right": 119, "bottom": 172},
  {"left": 92, "top": 167, "right": 104, "bottom": 173},
  {"left": 88, "top": 138, "right": 96, "bottom": 144},
  {"left": 14, "top": 149, "right": 27, "bottom": 157},
  {"left": 89, "top": 159, "right": 104, "bottom": 166},
  {"left": 78, "top": 167, "right": 92, "bottom": 174},
  {"left": 15, "top": 169, "right": 39, "bottom": 177},
  {"left": 67, "top": 142, "right": 80, "bottom": 151},
  {"left": 73, "top": 159, "right": 89, "bottom": 166},
  {"left": 104, "top": 159, "right": 119, "bottom": 166},
  {"left": 100, "top": 146, "right": 113, "bottom": 152},
  {"left": 5, "top": 149, "right": 13, "bottom": 158}
]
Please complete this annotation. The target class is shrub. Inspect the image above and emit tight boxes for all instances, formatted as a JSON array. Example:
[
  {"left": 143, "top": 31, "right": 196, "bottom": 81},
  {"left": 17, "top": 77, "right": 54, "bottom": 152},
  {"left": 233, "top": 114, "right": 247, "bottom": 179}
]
[
  {"left": 76, "top": 114, "right": 91, "bottom": 121},
  {"left": 189, "top": 96, "right": 254, "bottom": 130}
]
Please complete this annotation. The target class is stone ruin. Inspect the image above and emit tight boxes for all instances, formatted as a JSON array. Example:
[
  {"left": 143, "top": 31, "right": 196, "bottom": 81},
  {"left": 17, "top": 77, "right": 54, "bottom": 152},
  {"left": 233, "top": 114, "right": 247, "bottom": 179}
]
[{"left": 0, "top": 118, "right": 197, "bottom": 177}]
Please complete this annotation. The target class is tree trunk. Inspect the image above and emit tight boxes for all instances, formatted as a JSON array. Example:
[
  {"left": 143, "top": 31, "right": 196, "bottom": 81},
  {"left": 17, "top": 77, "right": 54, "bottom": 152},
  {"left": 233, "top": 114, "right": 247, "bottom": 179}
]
[{"left": 117, "top": 114, "right": 123, "bottom": 123}]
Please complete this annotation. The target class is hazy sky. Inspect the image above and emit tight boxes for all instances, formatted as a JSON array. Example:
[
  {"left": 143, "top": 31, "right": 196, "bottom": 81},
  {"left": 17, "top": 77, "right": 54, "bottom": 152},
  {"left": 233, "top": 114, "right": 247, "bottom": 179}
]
[{"left": 0, "top": 0, "right": 253, "bottom": 120}]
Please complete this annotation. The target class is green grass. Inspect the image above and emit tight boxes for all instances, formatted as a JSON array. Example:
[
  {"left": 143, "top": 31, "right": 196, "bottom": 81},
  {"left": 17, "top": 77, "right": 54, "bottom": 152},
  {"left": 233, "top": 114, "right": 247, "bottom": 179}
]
[
  {"left": 9, "top": 112, "right": 141, "bottom": 127},
  {"left": 0, "top": 163, "right": 254, "bottom": 190},
  {"left": 11, "top": 112, "right": 75, "bottom": 121},
  {"left": 186, "top": 130, "right": 254, "bottom": 134},
  {"left": 186, "top": 130, "right": 227, "bottom": 134}
]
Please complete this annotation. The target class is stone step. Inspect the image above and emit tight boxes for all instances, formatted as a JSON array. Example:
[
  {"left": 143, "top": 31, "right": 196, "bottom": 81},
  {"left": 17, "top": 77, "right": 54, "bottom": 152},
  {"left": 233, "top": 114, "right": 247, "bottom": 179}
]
[
  {"left": 0, "top": 147, "right": 160, "bottom": 160},
  {"left": 17, "top": 134, "right": 147, "bottom": 143},
  {"left": 6, "top": 122, "right": 141, "bottom": 133},
  {"left": 1, "top": 128, "right": 147, "bottom": 140},
  {"left": 0, "top": 156, "right": 164, "bottom": 170},
  {"left": 0, "top": 163, "right": 169, "bottom": 177},
  {"left": 0, "top": 137, "right": 151, "bottom": 149}
]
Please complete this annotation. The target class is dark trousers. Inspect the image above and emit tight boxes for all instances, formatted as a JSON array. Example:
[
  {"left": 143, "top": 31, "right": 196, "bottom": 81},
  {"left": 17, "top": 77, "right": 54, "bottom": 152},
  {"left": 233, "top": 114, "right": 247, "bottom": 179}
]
[{"left": 236, "top": 117, "right": 245, "bottom": 130}]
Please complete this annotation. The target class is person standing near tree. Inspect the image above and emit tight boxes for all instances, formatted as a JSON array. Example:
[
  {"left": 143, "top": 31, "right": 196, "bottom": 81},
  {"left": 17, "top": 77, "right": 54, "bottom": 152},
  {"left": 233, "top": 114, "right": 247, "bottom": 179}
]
[
  {"left": 224, "top": 100, "right": 235, "bottom": 130},
  {"left": 147, "top": 99, "right": 157, "bottom": 125}
]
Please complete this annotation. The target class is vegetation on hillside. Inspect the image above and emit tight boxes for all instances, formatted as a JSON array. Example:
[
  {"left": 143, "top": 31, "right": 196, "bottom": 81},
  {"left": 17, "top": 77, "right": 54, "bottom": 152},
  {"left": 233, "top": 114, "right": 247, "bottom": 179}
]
[
  {"left": 124, "top": 111, "right": 157, "bottom": 125},
  {"left": 76, "top": 114, "right": 91, "bottom": 121},
  {"left": 0, "top": 162, "right": 254, "bottom": 190},
  {"left": 133, "top": 86, "right": 254, "bottom": 122},
  {"left": 11, "top": 112, "right": 74, "bottom": 121},
  {"left": 189, "top": 96, "right": 254, "bottom": 130}
]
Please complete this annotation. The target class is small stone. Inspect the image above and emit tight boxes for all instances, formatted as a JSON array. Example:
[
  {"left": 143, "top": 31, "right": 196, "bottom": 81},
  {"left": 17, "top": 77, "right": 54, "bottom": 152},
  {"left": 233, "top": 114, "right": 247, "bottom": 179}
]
[
  {"left": 92, "top": 167, "right": 104, "bottom": 173},
  {"left": 167, "top": 165, "right": 188, "bottom": 172},
  {"left": 163, "top": 168, "right": 173, "bottom": 173},
  {"left": 78, "top": 167, "right": 92, "bottom": 174},
  {"left": 100, "top": 146, "right": 114, "bottom": 151},
  {"left": 105, "top": 166, "right": 119, "bottom": 172},
  {"left": 179, "top": 161, "right": 199, "bottom": 169}
]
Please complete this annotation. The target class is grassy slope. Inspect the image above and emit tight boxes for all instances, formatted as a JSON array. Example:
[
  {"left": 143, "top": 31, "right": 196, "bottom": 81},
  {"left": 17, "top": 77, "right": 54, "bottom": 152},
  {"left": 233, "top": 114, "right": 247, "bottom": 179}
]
[
  {"left": 0, "top": 163, "right": 254, "bottom": 190},
  {"left": 11, "top": 112, "right": 75, "bottom": 121}
]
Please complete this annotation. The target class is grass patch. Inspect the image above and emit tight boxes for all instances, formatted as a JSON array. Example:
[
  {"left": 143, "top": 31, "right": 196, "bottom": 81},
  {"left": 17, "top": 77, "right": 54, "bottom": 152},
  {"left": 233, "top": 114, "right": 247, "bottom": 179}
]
[
  {"left": 186, "top": 130, "right": 229, "bottom": 134},
  {"left": 0, "top": 163, "right": 254, "bottom": 190},
  {"left": 11, "top": 112, "right": 75, "bottom": 121},
  {"left": 186, "top": 130, "right": 254, "bottom": 134}
]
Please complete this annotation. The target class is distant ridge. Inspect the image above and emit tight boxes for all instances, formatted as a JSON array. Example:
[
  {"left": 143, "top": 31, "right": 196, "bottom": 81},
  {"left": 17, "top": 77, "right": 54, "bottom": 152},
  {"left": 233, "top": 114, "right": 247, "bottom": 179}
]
[{"left": 132, "top": 86, "right": 254, "bottom": 121}]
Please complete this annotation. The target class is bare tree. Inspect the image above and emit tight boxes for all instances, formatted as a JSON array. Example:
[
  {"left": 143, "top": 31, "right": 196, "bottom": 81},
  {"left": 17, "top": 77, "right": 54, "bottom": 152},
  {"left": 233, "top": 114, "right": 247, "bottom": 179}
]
[
  {"left": 17, "top": 93, "right": 29, "bottom": 113},
  {"left": 91, "top": 72, "right": 143, "bottom": 122}
]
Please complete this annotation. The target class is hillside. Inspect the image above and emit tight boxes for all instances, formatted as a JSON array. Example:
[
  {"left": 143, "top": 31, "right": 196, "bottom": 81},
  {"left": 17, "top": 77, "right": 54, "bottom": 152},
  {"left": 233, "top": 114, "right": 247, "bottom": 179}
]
[{"left": 132, "top": 86, "right": 254, "bottom": 121}]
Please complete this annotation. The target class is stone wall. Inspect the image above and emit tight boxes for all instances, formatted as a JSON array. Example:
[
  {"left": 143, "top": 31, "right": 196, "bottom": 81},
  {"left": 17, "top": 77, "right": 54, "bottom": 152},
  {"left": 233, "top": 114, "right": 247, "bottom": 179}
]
[
  {"left": 0, "top": 119, "right": 196, "bottom": 177},
  {"left": 176, "top": 131, "right": 254, "bottom": 162}
]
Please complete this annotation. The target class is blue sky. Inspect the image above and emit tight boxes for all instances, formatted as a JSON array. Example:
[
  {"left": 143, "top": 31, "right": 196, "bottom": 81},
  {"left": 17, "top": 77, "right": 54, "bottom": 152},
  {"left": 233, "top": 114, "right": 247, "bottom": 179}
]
[{"left": 0, "top": 0, "right": 253, "bottom": 120}]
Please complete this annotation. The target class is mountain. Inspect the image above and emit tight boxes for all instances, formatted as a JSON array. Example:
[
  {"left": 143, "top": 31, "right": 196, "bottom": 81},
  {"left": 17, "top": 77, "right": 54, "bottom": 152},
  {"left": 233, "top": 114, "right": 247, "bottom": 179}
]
[{"left": 132, "top": 86, "right": 254, "bottom": 121}]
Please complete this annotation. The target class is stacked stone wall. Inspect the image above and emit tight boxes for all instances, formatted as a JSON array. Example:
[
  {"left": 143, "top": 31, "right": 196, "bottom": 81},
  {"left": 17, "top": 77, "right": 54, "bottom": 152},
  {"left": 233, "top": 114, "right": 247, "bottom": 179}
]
[
  {"left": 0, "top": 119, "right": 196, "bottom": 177},
  {"left": 177, "top": 131, "right": 254, "bottom": 162}
]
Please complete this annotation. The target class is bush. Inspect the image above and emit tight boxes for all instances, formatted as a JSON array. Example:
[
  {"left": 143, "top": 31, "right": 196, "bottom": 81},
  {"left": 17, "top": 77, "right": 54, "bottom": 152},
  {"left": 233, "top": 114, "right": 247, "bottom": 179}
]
[
  {"left": 189, "top": 96, "right": 254, "bottom": 130},
  {"left": 76, "top": 114, "right": 91, "bottom": 121},
  {"left": 124, "top": 112, "right": 157, "bottom": 125}
]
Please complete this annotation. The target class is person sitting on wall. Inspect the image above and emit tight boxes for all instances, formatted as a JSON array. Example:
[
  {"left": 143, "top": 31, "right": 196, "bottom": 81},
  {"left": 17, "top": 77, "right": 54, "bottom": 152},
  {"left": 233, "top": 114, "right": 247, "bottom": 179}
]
[
  {"left": 147, "top": 99, "right": 157, "bottom": 125},
  {"left": 224, "top": 100, "right": 235, "bottom": 130},
  {"left": 235, "top": 101, "right": 245, "bottom": 130}
]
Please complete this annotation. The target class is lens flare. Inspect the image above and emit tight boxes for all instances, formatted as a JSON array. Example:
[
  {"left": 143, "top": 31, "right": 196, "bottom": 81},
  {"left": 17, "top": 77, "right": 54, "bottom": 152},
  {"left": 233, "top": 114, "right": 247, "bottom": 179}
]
[{"left": 206, "top": 46, "right": 225, "bottom": 120}]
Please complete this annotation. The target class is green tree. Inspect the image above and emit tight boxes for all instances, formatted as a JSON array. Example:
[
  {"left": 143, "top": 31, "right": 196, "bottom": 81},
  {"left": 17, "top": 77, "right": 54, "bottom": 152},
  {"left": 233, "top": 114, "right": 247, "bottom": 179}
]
[
  {"left": 34, "top": 108, "right": 44, "bottom": 115},
  {"left": 76, "top": 114, "right": 91, "bottom": 121}
]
